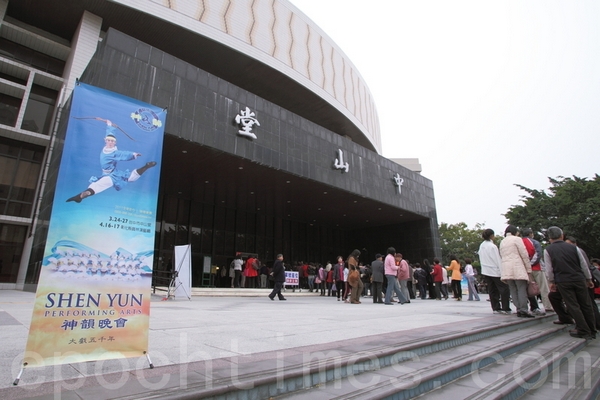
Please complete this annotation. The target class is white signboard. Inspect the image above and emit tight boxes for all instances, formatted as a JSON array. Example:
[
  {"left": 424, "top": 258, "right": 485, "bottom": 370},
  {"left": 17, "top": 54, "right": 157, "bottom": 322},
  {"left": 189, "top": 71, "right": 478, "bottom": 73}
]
[{"left": 174, "top": 244, "right": 191, "bottom": 299}]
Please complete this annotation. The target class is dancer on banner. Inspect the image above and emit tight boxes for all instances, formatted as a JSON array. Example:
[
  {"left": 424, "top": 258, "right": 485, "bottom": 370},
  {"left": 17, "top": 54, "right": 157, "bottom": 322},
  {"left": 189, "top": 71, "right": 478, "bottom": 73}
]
[{"left": 67, "top": 117, "right": 157, "bottom": 203}]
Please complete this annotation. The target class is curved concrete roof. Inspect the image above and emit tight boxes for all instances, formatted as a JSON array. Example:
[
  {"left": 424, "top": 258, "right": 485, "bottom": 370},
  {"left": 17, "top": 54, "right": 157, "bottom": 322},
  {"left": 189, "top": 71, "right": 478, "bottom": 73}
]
[
  {"left": 122, "top": 0, "right": 381, "bottom": 153},
  {"left": 6, "top": 0, "right": 381, "bottom": 153}
]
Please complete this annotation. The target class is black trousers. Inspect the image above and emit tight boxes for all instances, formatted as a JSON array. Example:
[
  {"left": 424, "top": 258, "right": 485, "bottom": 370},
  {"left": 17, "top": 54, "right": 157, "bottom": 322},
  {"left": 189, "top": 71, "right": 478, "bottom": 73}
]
[
  {"left": 484, "top": 275, "right": 511, "bottom": 311},
  {"left": 590, "top": 288, "right": 600, "bottom": 329},
  {"left": 372, "top": 281, "right": 383, "bottom": 303},
  {"left": 407, "top": 281, "right": 416, "bottom": 299},
  {"left": 427, "top": 276, "right": 436, "bottom": 299},
  {"left": 269, "top": 281, "right": 285, "bottom": 300},
  {"left": 336, "top": 280, "right": 345, "bottom": 299},
  {"left": 548, "top": 290, "right": 573, "bottom": 324},
  {"left": 548, "top": 287, "right": 600, "bottom": 329},
  {"left": 451, "top": 279, "right": 462, "bottom": 299},
  {"left": 557, "top": 280, "right": 596, "bottom": 336},
  {"left": 434, "top": 281, "right": 442, "bottom": 299},
  {"left": 528, "top": 295, "right": 540, "bottom": 311}
]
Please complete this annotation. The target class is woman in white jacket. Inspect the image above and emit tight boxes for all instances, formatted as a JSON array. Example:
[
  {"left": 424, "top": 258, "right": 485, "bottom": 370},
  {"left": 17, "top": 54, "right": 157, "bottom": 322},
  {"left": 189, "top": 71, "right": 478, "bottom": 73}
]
[
  {"left": 499, "top": 225, "right": 533, "bottom": 317},
  {"left": 479, "top": 229, "right": 511, "bottom": 314}
]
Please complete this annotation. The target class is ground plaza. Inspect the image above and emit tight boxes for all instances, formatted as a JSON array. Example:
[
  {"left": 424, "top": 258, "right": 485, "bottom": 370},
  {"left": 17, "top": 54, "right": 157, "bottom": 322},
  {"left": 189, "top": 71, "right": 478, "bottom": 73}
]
[{"left": 1, "top": 289, "right": 599, "bottom": 399}]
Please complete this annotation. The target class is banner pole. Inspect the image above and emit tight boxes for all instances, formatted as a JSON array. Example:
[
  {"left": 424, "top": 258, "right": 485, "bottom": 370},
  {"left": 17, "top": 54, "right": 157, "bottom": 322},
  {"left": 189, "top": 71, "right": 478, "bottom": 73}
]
[
  {"left": 13, "top": 363, "right": 25, "bottom": 386},
  {"left": 145, "top": 352, "right": 154, "bottom": 369}
]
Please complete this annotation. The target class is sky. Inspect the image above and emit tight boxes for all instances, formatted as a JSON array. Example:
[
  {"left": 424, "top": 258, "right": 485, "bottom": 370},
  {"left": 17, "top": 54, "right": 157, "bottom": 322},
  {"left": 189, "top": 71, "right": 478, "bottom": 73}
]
[{"left": 289, "top": 0, "right": 600, "bottom": 234}]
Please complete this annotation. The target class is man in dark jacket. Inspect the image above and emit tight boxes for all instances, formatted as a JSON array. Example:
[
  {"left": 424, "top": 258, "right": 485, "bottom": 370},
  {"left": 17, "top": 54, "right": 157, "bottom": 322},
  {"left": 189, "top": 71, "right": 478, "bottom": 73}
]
[
  {"left": 544, "top": 226, "right": 595, "bottom": 339},
  {"left": 371, "top": 254, "right": 384, "bottom": 304},
  {"left": 413, "top": 263, "right": 429, "bottom": 300},
  {"left": 268, "top": 254, "right": 287, "bottom": 301}
]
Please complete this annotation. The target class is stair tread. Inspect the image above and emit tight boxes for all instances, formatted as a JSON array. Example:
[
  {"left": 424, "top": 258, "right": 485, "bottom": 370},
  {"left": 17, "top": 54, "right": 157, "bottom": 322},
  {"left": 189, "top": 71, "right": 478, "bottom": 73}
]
[
  {"left": 275, "top": 322, "right": 570, "bottom": 400},
  {"left": 423, "top": 334, "right": 588, "bottom": 400},
  {"left": 520, "top": 335, "right": 600, "bottom": 400}
]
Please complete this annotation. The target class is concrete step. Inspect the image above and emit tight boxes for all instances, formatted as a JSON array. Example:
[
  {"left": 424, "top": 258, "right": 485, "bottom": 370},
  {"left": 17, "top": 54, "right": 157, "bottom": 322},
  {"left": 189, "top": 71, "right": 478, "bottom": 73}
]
[
  {"left": 274, "top": 321, "right": 574, "bottom": 400},
  {"left": 420, "top": 331, "right": 590, "bottom": 400},
  {"left": 152, "top": 287, "right": 321, "bottom": 298},
  {"left": 111, "top": 315, "right": 563, "bottom": 400},
  {"left": 273, "top": 318, "right": 599, "bottom": 400},
  {"left": 519, "top": 332, "right": 600, "bottom": 400}
]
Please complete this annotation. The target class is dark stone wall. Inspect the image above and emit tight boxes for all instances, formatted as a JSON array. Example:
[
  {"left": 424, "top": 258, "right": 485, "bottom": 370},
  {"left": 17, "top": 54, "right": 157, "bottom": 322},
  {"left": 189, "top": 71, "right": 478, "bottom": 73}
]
[
  {"left": 77, "top": 29, "right": 441, "bottom": 267},
  {"left": 83, "top": 29, "right": 437, "bottom": 220}
]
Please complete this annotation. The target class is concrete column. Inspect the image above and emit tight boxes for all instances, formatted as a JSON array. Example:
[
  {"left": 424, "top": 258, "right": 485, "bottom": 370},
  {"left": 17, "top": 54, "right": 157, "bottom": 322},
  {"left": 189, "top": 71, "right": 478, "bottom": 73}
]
[
  {"left": 61, "top": 10, "right": 103, "bottom": 105},
  {"left": 15, "top": 10, "right": 102, "bottom": 290},
  {"left": 0, "top": 0, "right": 8, "bottom": 22},
  {"left": 14, "top": 235, "right": 32, "bottom": 290}
]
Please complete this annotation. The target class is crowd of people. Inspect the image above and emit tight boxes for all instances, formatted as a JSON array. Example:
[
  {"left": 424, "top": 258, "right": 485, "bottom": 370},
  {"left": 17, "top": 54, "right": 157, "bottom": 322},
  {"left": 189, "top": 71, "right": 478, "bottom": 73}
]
[
  {"left": 480, "top": 225, "right": 599, "bottom": 340},
  {"left": 226, "top": 224, "right": 600, "bottom": 340},
  {"left": 227, "top": 249, "right": 469, "bottom": 304}
]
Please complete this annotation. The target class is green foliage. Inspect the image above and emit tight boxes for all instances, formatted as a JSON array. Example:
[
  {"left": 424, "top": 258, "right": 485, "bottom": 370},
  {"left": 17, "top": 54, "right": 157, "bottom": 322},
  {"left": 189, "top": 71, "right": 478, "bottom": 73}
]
[
  {"left": 505, "top": 175, "right": 600, "bottom": 257},
  {"left": 439, "top": 222, "right": 484, "bottom": 267}
]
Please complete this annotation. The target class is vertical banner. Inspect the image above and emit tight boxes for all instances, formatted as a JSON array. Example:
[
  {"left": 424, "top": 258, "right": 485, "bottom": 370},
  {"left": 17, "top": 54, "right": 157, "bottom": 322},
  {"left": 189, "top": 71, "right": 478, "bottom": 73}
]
[
  {"left": 173, "top": 245, "right": 191, "bottom": 299},
  {"left": 24, "top": 83, "right": 166, "bottom": 367}
]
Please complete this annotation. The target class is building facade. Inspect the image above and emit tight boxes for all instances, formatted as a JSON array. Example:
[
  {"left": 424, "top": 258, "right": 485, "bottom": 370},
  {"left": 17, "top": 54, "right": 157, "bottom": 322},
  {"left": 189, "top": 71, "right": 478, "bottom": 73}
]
[{"left": 0, "top": 0, "right": 440, "bottom": 290}]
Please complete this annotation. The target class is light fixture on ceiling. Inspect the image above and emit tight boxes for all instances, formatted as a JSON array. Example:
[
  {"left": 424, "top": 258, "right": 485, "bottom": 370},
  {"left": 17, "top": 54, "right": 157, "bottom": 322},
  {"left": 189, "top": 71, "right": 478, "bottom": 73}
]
[{"left": 182, "top": 150, "right": 187, "bottom": 154}]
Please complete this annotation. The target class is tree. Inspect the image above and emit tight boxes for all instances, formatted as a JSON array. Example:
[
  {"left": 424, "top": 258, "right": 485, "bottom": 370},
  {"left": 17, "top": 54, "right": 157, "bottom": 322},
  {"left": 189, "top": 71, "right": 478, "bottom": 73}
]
[
  {"left": 505, "top": 175, "right": 600, "bottom": 257},
  {"left": 439, "top": 222, "right": 484, "bottom": 266}
]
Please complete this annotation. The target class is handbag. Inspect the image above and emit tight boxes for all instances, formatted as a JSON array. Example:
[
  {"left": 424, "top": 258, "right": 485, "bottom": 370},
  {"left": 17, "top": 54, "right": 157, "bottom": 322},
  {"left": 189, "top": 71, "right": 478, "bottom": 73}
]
[
  {"left": 331, "top": 283, "right": 337, "bottom": 292},
  {"left": 315, "top": 277, "right": 322, "bottom": 284},
  {"left": 527, "top": 280, "right": 540, "bottom": 297}
]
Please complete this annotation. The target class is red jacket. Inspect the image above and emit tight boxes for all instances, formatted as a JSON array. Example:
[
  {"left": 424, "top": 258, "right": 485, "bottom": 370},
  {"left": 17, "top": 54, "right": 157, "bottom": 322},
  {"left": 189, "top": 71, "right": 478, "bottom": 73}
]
[
  {"left": 244, "top": 257, "right": 258, "bottom": 277},
  {"left": 522, "top": 237, "right": 541, "bottom": 271},
  {"left": 432, "top": 263, "right": 444, "bottom": 283},
  {"left": 326, "top": 270, "right": 334, "bottom": 283},
  {"left": 301, "top": 264, "right": 309, "bottom": 278}
]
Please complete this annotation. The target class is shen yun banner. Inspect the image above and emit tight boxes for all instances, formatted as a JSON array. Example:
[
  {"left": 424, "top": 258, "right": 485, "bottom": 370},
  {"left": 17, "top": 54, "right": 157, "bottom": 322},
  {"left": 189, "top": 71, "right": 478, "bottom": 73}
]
[{"left": 24, "top": 83, "right": 166, "bottom": 367}]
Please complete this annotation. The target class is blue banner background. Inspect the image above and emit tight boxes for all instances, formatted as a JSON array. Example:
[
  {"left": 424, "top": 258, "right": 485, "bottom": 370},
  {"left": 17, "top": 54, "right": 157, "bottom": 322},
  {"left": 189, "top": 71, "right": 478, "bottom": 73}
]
[{"left": 48, "top": 83, "right": 165, "bottom": 258}]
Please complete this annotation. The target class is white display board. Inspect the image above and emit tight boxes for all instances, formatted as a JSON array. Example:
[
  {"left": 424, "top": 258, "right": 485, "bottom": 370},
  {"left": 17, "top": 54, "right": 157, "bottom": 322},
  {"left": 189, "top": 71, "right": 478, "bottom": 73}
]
[
  {"left": 284, "top": 271, "right": 299, "bottom": 287},
  {"left": 174, "top": 244, "right": 192, "bottom": 299}
]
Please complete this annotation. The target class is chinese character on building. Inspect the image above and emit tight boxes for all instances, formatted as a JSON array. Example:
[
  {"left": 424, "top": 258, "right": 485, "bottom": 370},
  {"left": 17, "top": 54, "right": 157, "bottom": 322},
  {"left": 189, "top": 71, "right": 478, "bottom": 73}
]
[
  {"left": 333, "top": 149, "right": 349, "bottom": 173},
  {"left": 235, "top": 107, "right": 260, "bottom": 140},
  {"left": 393, "top": 173, "right": 404, "bottom": 195}
]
